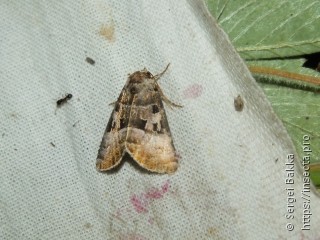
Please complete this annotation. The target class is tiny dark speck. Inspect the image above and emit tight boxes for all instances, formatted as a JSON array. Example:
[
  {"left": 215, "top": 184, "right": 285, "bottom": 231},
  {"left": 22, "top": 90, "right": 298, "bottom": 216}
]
[{"left": 86, "top": 57, "right": 95, "bottom": 65}]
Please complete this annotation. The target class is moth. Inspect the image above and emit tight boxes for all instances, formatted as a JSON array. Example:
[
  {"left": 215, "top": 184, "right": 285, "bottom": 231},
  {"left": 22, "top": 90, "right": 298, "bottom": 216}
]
[{"left": 96, "top": 64, "right": 181, "bottom": 174}]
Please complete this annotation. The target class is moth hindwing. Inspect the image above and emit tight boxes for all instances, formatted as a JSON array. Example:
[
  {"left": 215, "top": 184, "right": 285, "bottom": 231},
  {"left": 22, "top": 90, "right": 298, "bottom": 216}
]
[{"left": 96, "top": 64, "right": 181, "bottom": 174}]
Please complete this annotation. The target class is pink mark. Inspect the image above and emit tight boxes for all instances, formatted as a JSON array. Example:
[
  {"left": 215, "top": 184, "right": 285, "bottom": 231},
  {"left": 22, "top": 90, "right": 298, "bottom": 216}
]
[
  {"left": 161, "top": 180, "right": 170, "bottom": 192},
  {"left": 130, "top": 180, "right": 170, "bottom": 213},
  {"left": 148, "top": 217, "right": 154, "bottom": 225},
  {"left": 183, "top": 84, "right": 203, "bottom": 99},
  {"left": 130, "top": 194, "right": 148, "bottom": 213},
  {"left": 145, "top": 187, "right": 164, "bottom": 199}
]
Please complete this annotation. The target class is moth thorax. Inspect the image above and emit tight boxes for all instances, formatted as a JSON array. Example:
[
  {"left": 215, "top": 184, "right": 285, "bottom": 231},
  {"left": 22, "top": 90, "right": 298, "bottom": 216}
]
[{"left": 129, "top": 71, "right": 154, "bottom": 83}]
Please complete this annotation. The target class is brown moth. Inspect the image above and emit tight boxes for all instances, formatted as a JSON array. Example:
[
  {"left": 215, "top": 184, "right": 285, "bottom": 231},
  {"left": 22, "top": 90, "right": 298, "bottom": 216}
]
[{"left": 96, "top": 64, "right": 181, "bottom": 174}]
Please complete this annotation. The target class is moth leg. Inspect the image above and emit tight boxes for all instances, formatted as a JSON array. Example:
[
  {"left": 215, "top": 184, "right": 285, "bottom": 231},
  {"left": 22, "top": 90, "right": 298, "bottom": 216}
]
[
  {"left": 153, "top": 64, "right": 182, "bottom": 108},
  {"left": 109, "top": 101, "right": 117, "bottom": 106},
  {"left": 157, "top": 83, "right": 183, "bottom": 109}
]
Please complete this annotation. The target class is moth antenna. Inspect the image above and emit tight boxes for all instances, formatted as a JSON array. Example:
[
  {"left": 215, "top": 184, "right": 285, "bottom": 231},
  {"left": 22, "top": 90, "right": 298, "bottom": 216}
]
[{"left": 154, "top": 63, "right": 170, "bottom": 82}]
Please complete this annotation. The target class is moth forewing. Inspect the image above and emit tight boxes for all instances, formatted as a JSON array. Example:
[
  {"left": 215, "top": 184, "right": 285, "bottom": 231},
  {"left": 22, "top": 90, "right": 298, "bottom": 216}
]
[
  {"left": 96, "top": 111, "right": 126, "bottom": 171},
  {"left": 96, "top": 65, "right": 180, "bottom": 174}
]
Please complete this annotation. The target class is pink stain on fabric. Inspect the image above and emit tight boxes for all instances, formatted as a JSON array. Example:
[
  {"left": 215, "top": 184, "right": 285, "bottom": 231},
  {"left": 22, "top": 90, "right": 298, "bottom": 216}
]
[
  {"left": 130, "top": 194, "right": 148, "bottom": 213},
  {"left": 130, "top": 180, "right": 170, "bottom": 213},
  {"left": 148, "top": 217, "right": 154, "bottom": 225},
  {"left": 183, "top": 84, "right": 203, "bottom": 99}
]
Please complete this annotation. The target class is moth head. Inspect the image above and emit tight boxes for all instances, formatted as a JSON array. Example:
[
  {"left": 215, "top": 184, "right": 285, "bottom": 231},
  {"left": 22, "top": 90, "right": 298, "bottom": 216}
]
[{"left": 129, "top": 69, "right": 154, "bottom": 83}]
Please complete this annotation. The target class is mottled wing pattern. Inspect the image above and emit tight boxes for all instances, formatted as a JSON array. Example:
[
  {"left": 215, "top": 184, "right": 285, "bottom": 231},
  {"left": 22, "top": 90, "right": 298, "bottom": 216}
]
[
  {"left": 96, "top": 66, "right": 179, "bottom": 174},
  {"left": 125, "top": 81, "right": 178, "bottom": 174},
  {"left": 96, "top": 86, "right": 132, "bottom": 171}
]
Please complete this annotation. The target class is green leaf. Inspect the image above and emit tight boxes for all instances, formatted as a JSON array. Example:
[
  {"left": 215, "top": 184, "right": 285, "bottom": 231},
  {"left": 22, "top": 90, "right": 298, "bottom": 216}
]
[
  {"left": 206, "top": 0, "right": 320, "bottom": 59},
  {"left": 310, "top": 164, "right": 320, "bottom": 188},
  {"left": 248, "top": 58, "right": 320, "bottom": 90},
  {"left": 259, "top": 82, "right": 320, "bottom": 186},
  {"left": 206, "top": 1, "right": 320, "bottom": 188}
]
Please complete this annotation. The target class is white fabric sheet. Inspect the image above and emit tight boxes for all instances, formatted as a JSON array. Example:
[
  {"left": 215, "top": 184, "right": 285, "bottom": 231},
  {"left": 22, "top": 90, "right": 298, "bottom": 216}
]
[{"left": 1, "top": 1, "right": 319, "bottom": 239}]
